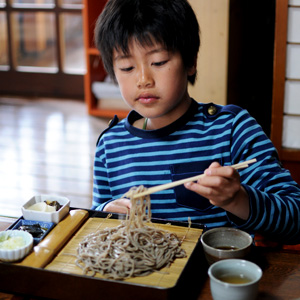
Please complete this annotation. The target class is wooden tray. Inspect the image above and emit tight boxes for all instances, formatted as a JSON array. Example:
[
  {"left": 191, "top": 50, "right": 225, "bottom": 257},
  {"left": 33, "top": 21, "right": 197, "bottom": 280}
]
[{"left": 0, "top": 209, "right": 208, "bottom": 300}]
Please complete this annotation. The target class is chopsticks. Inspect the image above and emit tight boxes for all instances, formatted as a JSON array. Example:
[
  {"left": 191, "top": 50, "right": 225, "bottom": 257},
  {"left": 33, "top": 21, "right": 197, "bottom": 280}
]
[{"left": 132, "top": 158, "right": 257, "bottom": 199}]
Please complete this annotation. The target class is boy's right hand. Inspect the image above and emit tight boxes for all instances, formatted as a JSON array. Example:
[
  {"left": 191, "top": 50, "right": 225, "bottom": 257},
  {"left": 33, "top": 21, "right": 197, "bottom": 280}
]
[{"left": 103, "top": 198, "right": 132, "bottom": 214}]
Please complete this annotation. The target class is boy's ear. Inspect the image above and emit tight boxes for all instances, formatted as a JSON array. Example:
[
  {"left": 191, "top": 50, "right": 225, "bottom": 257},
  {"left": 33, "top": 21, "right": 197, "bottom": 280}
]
[{"left": 187, "top": 55, "right": 198, "bottom": 76}]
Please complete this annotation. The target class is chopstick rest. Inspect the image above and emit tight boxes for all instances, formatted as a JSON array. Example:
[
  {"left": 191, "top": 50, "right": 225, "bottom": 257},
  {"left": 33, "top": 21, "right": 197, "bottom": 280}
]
[{"left": 17, "top": 209, "right": 89, "bottom": 268}]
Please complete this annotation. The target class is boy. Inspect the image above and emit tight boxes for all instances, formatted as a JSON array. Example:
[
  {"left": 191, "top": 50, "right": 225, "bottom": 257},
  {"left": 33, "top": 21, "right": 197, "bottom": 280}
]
[{"left": 92, "top": 0, "right": 300, "bottom": 244}]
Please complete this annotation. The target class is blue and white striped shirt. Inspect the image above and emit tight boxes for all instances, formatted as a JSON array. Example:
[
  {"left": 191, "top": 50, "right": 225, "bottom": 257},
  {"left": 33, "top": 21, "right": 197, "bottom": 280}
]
[{"left": 92, "top": 100, "right": 300, "bottom": 244}]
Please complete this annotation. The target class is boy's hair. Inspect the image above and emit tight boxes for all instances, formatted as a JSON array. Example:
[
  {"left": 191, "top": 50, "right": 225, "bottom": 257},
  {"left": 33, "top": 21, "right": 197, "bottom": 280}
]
[{"left": 94, "top": 0, "right": 200, "bottom": 85}]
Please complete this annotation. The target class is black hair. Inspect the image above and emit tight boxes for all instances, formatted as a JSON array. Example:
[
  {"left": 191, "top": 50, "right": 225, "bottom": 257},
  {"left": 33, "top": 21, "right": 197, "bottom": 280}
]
[{"left": 94, "top": 0, "right": 200, "bottom": 84}]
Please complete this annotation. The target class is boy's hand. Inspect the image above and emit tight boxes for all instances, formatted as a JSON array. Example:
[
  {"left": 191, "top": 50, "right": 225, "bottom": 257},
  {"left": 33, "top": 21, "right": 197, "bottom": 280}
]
[
  {"left": 103, "top": 198, "right": 132, "bottom": 214},
  {"left": 184, "top": 162, "right": 249, "bottom": 220}
]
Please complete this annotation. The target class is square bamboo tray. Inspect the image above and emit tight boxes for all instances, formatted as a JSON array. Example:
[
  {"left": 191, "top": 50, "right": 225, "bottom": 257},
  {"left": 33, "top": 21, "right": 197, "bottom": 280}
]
[{"left": 0, "top": 209, "right": 208, "bottom": 300}]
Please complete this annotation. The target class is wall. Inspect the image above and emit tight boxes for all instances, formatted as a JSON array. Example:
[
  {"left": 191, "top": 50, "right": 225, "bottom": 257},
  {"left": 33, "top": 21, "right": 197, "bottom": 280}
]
[{"left": 188, "top": 0, "right": 230, "bottom": 106}]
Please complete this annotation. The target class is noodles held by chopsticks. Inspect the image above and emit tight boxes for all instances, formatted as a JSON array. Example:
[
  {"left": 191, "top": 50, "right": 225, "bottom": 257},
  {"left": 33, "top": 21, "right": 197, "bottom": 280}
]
[{"left": 76, "top": 186, "right": 187, "bottom": 280}]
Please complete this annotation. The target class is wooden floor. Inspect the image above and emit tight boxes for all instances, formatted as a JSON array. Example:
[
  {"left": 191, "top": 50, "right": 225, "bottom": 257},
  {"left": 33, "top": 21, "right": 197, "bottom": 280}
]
[{"left": 0, "top": 96, "right": 108, "bottom": 219}]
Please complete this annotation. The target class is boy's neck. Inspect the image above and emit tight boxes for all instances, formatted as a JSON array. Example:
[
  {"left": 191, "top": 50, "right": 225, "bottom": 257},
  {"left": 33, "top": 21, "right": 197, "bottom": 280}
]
[{"left": 135, "top": 96, "right": 192, "bottom": 130}]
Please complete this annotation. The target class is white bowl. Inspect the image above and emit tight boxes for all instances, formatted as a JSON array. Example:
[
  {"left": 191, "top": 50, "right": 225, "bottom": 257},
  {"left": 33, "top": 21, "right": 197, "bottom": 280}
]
[
  {"left": 22, "top": 194, "right": 70, "bottom": 224},
  {"left": 208, "top": 259, "right": 262, "bottom": 300},
  {"left": 0, "top": 230, "right": 33, "bottom": 262}
]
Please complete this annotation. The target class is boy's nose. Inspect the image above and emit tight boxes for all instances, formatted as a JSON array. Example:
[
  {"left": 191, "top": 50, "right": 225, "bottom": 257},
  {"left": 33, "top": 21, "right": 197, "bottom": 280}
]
[{"left": 137, "top": 67, "right": 154, "bottom": 88}]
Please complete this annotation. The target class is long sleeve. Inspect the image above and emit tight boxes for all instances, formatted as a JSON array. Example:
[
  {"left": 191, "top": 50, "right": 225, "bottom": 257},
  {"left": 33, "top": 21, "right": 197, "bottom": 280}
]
[
  {"left": 91, "top": 145, "right": 111, "bottom": 210},
  {"left": 227, "top": 109, "right": 300, "bottom": 244}
]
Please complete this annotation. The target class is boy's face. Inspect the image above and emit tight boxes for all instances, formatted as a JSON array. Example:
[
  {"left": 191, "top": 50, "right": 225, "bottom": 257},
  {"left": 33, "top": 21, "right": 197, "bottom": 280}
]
[{"left": 113, "top": 39, "right": 196, "bottom": 128}]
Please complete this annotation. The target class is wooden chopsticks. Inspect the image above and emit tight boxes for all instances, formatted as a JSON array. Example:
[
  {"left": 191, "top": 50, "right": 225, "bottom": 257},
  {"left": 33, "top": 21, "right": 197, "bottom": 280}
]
[{"left": 132, "top": 158, "right": 257, "bottom": 199}]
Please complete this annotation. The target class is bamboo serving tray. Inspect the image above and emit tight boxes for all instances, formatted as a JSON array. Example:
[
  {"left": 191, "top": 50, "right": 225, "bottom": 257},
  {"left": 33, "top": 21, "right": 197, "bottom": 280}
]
[{"left": 0, "top": 209, "right": 207, "bottom": 300}]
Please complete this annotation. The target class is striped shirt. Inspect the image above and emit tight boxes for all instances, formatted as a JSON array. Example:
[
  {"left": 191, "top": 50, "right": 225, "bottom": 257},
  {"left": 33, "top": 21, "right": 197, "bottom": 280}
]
[{"left": 92, "top": 100, "right": 300, "bottom": 244}]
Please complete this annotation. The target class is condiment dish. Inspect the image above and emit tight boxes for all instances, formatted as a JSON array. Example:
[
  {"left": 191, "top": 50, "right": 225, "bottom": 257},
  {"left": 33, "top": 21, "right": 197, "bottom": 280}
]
[
  {"left": 22, "top": 194, "right": 70, "bottom": 224},
  {"left": 12, "top": 219, "right": 55, "bottom": 245},
  {"left": 0, "top": 230, "right": 33, "bottom": 262}
]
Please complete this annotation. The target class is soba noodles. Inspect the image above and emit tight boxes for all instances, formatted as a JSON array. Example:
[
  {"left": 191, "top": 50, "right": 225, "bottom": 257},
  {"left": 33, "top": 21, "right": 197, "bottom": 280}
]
[{"left": 76, "top": 186, "right": 187, "bottom": 280}]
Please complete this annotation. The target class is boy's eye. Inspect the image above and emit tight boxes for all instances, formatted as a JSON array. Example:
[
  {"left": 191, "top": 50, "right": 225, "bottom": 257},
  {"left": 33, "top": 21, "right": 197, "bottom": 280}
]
[
  {"left": 152, "top": 60, "right": 168, "bottom": 67},
  {"left": 120, "top": 66, "right": 134, "bottom": 72}
]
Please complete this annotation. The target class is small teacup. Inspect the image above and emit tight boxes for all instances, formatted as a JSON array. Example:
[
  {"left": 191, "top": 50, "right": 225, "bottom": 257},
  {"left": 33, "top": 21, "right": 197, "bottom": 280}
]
[
  {"left": 208, "top": 259, "right": 262, "bottom": 300},
  {"left": 201, "top": 227, "right": 253, "bottom": 265}
]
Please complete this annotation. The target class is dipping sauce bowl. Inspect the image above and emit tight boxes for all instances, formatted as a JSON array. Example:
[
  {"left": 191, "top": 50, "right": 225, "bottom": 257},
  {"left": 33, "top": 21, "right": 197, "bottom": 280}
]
[{"left": 201, "top": 227, "right": 253, "bottom": 265}]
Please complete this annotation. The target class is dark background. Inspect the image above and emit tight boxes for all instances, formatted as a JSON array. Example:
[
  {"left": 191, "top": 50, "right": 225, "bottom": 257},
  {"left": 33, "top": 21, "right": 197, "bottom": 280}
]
[{"left": 227, "top": 0, "right": 276, "bottom": 137}]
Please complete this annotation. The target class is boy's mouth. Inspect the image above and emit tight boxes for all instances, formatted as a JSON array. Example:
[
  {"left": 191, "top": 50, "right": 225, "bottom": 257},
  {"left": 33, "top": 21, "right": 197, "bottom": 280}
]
[{"left": 137, "top": 93, "right": 159, "bottom": 104}]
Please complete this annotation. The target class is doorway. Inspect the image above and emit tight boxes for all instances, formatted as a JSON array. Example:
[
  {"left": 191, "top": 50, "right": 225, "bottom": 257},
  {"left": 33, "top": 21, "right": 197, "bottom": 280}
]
[{"left": 0, "top": 0, "right": 85, "bottom": 98}]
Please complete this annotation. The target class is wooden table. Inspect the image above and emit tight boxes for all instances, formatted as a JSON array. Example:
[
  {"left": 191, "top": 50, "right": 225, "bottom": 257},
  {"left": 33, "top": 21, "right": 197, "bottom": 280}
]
[
  {"left": 0, "top": 217, "right": 17, "bottom": 231},
  {"left": 1, "top": 218, "right": 300, "bottom": 300},
  {"left": 197, "top": 247, "right": 300, "bottom": 299}
]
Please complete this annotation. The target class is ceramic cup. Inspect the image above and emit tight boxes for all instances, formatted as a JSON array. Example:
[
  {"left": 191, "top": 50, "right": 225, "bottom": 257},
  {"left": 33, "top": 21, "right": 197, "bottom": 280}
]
[
  {"left": 208, "top": 259, "right": 262, "bottom": 300},
  {"left": 201, "top": 227, "right": 253, "bottom": 265}
]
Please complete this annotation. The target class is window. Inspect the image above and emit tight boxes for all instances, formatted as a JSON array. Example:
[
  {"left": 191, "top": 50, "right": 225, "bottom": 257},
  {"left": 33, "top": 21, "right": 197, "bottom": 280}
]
[{"left": 0, "top": 0, "right": 85, "bottom": 98}]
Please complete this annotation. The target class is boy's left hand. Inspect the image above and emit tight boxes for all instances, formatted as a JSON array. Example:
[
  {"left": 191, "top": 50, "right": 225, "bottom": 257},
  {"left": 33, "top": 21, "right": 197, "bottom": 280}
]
[{"left": 184, "top": 162, "right": 249, "bottom": 220}]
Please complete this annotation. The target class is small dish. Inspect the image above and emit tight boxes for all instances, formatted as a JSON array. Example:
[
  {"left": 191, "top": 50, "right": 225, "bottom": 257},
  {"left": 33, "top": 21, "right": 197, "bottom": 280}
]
[
  {"left": 11, "top": 219, "right": 55, "bottom": 245},
  {"left": 201, "top": 227, "right": 253, "bottom": 265},
  {"left": 0, "top": 230, "right": 33, "bottom": 262},
  {"left": 22, "top": 194, "right": 70, "bottom": 224}
]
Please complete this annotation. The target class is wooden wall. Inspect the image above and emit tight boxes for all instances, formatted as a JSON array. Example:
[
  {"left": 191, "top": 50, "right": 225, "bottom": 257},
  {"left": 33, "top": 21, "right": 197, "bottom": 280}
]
[{"left": 189, "top": 0, "right": 230, "bottom": 106}]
